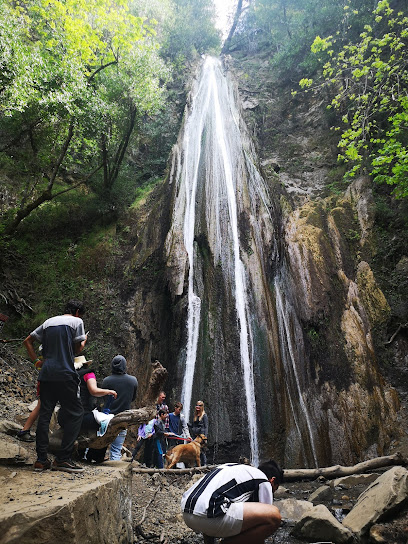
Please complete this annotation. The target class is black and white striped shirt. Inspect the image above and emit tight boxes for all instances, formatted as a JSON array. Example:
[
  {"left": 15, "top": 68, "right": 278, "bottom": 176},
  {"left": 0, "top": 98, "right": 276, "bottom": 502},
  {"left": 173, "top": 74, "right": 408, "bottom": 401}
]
[{"left": 181, "top": 463, "right": 274, "bottom": 518}]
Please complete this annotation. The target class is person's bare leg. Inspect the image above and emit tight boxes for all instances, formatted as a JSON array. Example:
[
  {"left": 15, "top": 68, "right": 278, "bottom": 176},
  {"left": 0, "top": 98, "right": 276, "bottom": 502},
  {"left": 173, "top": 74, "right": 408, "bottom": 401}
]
[
  {"left": 21, "top": 400, "right": 41, "bottom": 431},
  {"left": 221, "top": 503, "right": 281, "bottom": 544}
]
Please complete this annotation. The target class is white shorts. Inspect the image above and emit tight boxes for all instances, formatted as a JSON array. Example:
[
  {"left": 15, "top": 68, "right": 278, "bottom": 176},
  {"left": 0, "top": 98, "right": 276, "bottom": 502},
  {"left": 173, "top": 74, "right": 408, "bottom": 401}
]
[{"left": 183, "top": 502, "right": 244, "bottom": 538}]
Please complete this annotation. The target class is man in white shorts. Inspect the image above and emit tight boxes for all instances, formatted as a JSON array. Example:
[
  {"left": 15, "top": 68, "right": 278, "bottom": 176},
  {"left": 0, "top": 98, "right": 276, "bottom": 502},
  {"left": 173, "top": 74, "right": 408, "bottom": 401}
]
[{"left": 181, "top": 460, "right": 283, "bottom": 543}]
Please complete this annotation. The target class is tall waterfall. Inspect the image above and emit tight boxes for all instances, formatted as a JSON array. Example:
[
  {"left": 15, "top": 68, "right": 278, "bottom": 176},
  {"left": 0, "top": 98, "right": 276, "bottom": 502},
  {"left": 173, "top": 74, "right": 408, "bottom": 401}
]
[
  {"left": 165, "top": 56, "right": 319, "bottom": 466},
  {"left": 166, "top": 57, "right": 263, "bottom": 464}
]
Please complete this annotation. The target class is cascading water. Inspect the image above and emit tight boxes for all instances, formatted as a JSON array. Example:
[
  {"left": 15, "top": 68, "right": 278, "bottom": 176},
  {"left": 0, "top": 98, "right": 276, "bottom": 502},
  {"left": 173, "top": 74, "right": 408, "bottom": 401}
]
[
  {"left": 165, "top": 56, "right": 319, "bottom": 466},
  {"left": 166, "top": 57, "right": 260, "bottom": 463}
]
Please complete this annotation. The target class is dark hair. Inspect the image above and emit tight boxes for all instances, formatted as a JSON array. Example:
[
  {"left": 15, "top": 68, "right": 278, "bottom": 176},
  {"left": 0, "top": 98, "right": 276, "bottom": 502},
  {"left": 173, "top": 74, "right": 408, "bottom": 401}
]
[
  {"left": 174, "top": 402, "right": 183, "bottom": 409},
  {"left": 158, "top": 409, "right": 167, "bottom": 416},
  {"left": 258, "top": 460, "right": 284, "bottom": 485},
  {"left": 64, "top": 300, "right": 86, "bottom": 316}
]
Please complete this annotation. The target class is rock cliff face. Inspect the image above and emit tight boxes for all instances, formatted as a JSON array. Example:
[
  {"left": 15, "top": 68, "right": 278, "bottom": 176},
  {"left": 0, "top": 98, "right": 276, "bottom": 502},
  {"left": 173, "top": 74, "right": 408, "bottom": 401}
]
[{"left": 123, "top": 54, "right": 404, "bottom": 468}]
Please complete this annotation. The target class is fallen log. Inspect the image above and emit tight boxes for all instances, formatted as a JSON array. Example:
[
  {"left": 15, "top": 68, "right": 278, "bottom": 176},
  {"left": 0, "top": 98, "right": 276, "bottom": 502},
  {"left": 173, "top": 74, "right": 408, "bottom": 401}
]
[
  {"left": 132, "top": 465, "right": 215, "bottom": 475},
  {"left": 49, "top": 360, "right": 167, "bottom": 452},
  {"left": 283, "top": 452, "right": 407, "bottom": 481}
]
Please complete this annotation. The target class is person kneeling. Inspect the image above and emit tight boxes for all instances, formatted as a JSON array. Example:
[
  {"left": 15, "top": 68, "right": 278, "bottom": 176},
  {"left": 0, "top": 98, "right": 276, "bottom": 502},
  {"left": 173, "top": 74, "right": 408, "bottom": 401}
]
[{"left": 181, "top": 460, "right": 283, "bottom": 544}]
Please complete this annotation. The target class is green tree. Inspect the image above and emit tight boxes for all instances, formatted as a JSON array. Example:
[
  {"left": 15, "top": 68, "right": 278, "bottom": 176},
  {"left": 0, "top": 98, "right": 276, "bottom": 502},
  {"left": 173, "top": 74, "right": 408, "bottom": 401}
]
[
  {"left": 301, "top": 0, "right": 408, "bottom": 197},
  {"left": 161, "top": 0, "right": 221, "bottom": 66},
  {"left": 0, "top": 0, "right": 168, "bottom": 235}
]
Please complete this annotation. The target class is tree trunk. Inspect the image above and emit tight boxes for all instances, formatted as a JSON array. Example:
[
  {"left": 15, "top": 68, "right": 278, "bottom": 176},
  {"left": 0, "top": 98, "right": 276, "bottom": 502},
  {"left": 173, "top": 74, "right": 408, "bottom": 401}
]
[
  {"left": 103, "top": 106, "right": 137, "bottom": 190},
  {"left": 283, "top": 453, "right": 407, "bottom": 481},
  {"left": 3, "top": 123, "right": 75, "bottom": 236},
  {"left": 221, "top": 0, "right": 244, "bottom": 54},
  {"left": 129, "top": 453, "right": 407, "bottom": 478}
]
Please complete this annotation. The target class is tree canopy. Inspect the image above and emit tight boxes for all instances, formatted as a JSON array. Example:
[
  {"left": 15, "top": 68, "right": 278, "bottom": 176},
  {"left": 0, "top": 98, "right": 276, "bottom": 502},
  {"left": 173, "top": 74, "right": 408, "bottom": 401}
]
[
  {"left": 300, "top": 0, "right": 408, "bottom": 197},
  {"left": 0, "top": 0, "right": 220, "bottom": 235},
  {"left": 225, "top": 0, "right": 408, "bottom": 198}
]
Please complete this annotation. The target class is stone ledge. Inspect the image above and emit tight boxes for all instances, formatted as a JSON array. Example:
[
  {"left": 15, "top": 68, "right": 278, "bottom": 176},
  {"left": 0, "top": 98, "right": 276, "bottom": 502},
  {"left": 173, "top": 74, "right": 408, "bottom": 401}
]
[{"left": 0, "top": 462, "right": 132, "bottom": 544}]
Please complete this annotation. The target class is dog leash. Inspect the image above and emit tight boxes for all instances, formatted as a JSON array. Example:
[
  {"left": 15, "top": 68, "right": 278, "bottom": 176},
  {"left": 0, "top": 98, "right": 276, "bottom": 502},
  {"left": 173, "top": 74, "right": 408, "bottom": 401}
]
[{"left": 166, "top": 435, "right": 192, "bottom": 443}]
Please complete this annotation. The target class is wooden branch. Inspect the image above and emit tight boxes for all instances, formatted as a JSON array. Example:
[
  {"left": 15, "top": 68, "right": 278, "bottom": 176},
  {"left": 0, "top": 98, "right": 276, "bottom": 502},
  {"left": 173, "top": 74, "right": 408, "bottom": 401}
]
[
  {"left": 385, "top": 322, "right": 408, "bottom": 345},
  {"left": 131, "top": 454, "right": 406, "bottom": 480},
  {"left": 283, "top": 453, "right": 407, "bottom": 481},
  {"left": 135, "top": 486, "right": 160, "bottom": 529},
  {"left": 132, "top": 466, "right": 215, "bottom": 475}
]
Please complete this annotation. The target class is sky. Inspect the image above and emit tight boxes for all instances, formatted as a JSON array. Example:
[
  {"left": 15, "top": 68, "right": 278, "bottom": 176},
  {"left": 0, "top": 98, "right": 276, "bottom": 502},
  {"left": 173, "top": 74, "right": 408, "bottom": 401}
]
[{"left": 213, "top": 0, "right": 237, "bottom": 39}]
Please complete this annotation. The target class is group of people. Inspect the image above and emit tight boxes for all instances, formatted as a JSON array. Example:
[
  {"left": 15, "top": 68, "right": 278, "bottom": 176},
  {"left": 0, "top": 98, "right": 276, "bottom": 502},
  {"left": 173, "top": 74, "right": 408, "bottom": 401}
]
[
  {"left": 19, "top": 298, "right": 284, "bottom": 542},
  {"left": 131, "top": 392, "right": 209, "bottom": 469},
  {"left": 20, "top": 299, "right": 137, "bottom": 473}
]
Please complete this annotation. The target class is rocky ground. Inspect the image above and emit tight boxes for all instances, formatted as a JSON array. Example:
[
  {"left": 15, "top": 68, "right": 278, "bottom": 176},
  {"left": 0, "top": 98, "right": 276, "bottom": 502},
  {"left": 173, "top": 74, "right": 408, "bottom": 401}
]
[{"left": 2, "top": 344, "right": 408, "bottom": 544}]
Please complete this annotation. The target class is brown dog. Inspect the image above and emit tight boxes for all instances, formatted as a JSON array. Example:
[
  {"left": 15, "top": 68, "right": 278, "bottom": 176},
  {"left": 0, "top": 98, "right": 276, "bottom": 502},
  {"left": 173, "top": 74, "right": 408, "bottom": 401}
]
[{"left": 165, "top": 434, "right": 207, "bottom": 469}]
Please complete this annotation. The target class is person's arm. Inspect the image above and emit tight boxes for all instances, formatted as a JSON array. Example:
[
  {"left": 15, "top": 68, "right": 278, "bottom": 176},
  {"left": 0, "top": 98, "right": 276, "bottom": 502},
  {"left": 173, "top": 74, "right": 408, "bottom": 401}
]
[
  {"left": 132, "top": 383, "right": 137, "bottom": 402},
  {"left": 23, "top": 335, "right": 38, "bottom": 362},
  {"left": 74, "top": 333, "right": 88, "bottom": 355},
  {"left": 85, "top": 376, "right": 117, "bottom": 398},
  {"left": 23, "top": 335, "right": 42, "bottom": 369},
  {"left": 153, "top": 421, "right": 165, "bottom": 437},
  {"left": 202, "top": 414, "right": 209, "bottom": 437},
  {"left": 258, "top": 481, "right": 274, "bottom": 504}
]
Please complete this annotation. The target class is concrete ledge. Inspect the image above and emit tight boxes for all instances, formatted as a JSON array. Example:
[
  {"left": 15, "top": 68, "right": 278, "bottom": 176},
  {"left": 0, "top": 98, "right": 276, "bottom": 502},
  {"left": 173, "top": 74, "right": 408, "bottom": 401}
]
[{"left": 0, "top": 462, "right": 132, "bottom": 544}]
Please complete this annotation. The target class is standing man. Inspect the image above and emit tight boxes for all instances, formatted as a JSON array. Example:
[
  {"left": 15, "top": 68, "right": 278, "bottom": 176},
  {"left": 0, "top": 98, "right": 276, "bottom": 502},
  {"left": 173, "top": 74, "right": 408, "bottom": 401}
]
[
  {"left": 102, "top": 355, "right": 138, "bottom": 460},
  {"left": 23, "top": 299, "right": 87, "bottom": 473},
  {"left": 181, "top": 460, "right": 283, "bottom": 544},
  {"left": 168, "top": 401, "right": 190, "bottom": 441}
]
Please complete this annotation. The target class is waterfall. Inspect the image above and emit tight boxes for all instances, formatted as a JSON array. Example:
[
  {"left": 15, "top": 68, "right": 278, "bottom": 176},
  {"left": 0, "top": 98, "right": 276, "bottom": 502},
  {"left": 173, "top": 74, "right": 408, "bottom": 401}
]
[
  {"left": 165, "top": 55, "right": 320, "bottom": 467},
  {"left": 168, "top": 56, "right": 260, "bottom": 464}
]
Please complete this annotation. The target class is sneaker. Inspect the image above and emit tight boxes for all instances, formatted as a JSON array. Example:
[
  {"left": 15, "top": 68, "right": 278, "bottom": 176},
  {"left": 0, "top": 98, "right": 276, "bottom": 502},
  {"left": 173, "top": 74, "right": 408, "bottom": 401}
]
[
  {"left": 33, "top": 458, "right": 52, "bottom": 471},
  {"left": 52, "top": 459, "right": 85, "bottom": 473},
  {"left": 17, "top": 430, "right": 35, "bottom": 442}
]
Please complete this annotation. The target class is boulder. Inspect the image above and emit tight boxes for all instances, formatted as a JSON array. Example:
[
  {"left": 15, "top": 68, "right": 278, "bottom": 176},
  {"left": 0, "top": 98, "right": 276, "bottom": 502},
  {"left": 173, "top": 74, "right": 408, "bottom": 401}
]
[
  {"left": 0, "top": 437, "right": 29, "bottom": 465},
  {"left": 276, "top": 498, "right": 314, "bottom": 523},
  {"left": 309, "top": 484, "right": 333, "bottom": 503},
  {"left": 342, "top": 466, "right": 408, "bottom": 538},
  {"left": 292, "top": 504, "right": 354, "bottom": 543},
  {"left": 0, "top": 420, "right": 22, "bottom": 435},
  {"left": 0, "top": 463, "right": 132, "bottom": 544},
  {"left": 331, "top": 473, "right": 379, "bottom": 489}
]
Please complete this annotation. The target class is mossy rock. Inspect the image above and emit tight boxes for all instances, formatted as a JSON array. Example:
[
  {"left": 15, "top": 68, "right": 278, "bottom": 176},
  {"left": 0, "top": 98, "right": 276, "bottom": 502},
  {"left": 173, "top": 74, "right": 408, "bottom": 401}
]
[{"left": 356, "top": 261, "right": 391, "bottom": 328}]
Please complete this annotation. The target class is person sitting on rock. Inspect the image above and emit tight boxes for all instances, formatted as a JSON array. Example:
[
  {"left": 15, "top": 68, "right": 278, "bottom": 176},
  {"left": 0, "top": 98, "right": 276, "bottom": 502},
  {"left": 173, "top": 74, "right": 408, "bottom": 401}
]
[
  {"left": 57, "top": 356, "right": 117, "bottom": 464},
  {"left": 101, "top": 355, "right": 138, "bottom": 460},
  {"left": 69, "top": 356, "right": 117, "bottom": 431}
]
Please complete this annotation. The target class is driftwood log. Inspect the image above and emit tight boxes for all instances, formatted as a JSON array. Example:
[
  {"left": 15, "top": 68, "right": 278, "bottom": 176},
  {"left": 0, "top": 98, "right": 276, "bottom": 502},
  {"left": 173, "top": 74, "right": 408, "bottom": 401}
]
[
  {"left": 49, "top": 360, "right": 167, "bottom": 453},
  {"left": 131, "top": 454, "right": 407, "bottom": 479},
  {"left": 132, "top": 465, "right": 215, "bottom": 475},
  {"left": 283, "top": 452, "right": 407, "bottom": 481}
]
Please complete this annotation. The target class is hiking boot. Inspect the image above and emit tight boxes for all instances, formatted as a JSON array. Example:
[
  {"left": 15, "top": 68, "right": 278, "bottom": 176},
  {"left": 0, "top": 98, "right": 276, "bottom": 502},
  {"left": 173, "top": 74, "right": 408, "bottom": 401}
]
[
  {"left": 33, "top": 458, "right": 52, "bottom": 471},
  {"left": 17, "top": 430, "right": 35, "bottom": 442},
  {"left": 52, "top": 459, "right": 85, "bottom": 473}
]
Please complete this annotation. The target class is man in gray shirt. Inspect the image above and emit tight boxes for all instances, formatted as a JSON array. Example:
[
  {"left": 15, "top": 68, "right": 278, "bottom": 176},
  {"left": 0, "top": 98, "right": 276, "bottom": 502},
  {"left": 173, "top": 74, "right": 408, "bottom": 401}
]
[
  {"left": 102, "top": 355, "right": 138, "bottom": 460},
  {"left": 23, "top": 299, "right": 87, "bottom": 473}
]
